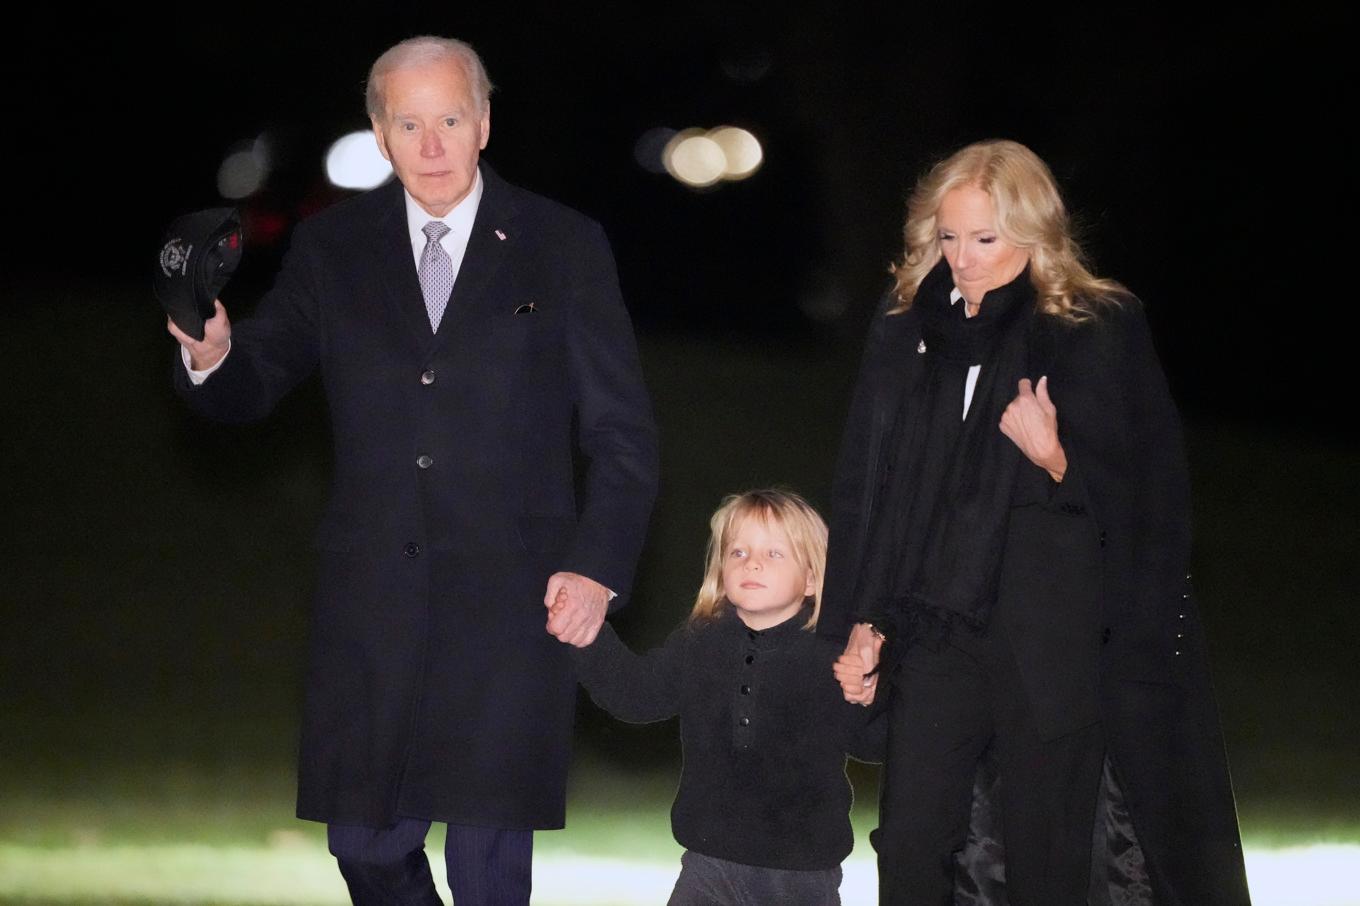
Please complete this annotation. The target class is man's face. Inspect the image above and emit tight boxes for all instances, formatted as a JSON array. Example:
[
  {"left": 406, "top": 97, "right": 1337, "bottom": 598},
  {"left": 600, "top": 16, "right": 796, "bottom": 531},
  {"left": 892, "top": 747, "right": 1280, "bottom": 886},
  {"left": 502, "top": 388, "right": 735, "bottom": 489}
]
[{"left": 372, "top": 59, "right": 490, "bottom": 218}]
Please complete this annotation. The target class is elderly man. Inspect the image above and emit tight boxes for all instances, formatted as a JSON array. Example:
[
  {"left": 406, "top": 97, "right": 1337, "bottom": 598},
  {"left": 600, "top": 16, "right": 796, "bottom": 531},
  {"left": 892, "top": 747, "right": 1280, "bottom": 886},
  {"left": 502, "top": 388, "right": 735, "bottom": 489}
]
[{"left": 168, "top": 36, "right": 658, "bottom": 906}]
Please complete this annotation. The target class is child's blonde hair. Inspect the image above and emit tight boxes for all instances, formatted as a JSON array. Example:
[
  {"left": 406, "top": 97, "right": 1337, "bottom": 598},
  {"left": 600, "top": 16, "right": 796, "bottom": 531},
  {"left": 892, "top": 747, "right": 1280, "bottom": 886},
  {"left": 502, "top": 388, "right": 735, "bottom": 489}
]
[{"left": 690, "top": 489, "right": 829, "bottom": 631}]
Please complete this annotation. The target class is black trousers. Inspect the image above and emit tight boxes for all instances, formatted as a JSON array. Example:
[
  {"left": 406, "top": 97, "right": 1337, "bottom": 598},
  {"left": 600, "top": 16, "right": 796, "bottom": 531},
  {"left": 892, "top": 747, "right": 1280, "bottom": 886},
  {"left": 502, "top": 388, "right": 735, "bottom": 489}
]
[
  {"left": 876, "top": 629, "right": 1105, "bottom": 906},
  {"left": 668, "top": 850, "right": 842, "bottom": 906},
  {"left": 328, "top": 819, "right": 533, "bottom": 906}
]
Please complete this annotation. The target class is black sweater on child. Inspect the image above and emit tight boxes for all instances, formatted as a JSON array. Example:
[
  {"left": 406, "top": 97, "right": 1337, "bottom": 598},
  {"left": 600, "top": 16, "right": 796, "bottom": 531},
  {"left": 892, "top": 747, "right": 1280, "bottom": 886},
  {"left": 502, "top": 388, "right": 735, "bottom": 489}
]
[{"left": 574, "top": 606, "right": 880, "bottom": 870}]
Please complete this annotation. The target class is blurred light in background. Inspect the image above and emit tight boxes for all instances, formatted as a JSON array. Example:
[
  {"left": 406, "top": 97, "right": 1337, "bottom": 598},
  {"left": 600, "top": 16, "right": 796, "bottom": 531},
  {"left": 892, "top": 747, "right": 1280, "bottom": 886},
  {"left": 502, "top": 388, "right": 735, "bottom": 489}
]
[
  {"left": 799, "top": 273, "right": 851, "bottom": 323},
  {"left": 325, "top": 131, "right": 392, "bottom": 190},
  {"left": 720, "top": 50, "right": 773, "bottom": 84},
  {"left": 663, "top": 129, "right": 726, "bottom": 188},
  {"left": 633, "top": 127, "right": 677, "bottom": 174},
  {"left": 217, "top": 136, "right": 272, "bottom": 200},
  {"left": 657, "top": 126, "right": 764, "bottom": 190},
  {"left": 707, "top": 127, "right": 763, "bottom": 179}
]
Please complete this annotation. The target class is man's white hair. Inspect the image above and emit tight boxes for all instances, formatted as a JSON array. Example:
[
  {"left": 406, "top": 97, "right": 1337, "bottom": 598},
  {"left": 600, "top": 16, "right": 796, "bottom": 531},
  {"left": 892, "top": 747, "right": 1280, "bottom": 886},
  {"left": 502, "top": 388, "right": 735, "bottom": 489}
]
[{"left": 366, "top": 36, "right": 494, "bottom": 121}]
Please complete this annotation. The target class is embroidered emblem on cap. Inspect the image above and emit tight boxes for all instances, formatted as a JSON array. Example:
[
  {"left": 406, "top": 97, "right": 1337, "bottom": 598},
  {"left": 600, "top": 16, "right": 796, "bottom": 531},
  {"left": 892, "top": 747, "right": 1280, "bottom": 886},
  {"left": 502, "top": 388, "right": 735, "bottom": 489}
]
[
  {"left": 917, "top": 339, "right": 927, "bottom": 354},
  {"left": 159, "top": 238, "right": 192, "bottom": 278}
]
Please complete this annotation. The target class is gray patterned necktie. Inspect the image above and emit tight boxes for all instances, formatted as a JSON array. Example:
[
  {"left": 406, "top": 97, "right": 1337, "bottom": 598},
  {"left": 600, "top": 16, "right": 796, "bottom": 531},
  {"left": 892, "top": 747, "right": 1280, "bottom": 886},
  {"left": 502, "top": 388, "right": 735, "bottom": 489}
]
[{"left": 418, "top": 221, "right": 453, "bottom": 332}]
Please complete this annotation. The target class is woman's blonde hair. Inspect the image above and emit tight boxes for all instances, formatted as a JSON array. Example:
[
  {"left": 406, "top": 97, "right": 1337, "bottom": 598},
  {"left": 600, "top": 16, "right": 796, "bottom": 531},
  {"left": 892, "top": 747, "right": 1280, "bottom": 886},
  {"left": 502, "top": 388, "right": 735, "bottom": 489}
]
[
  {"left": 690, "top": 489, "right": 829, "bottom": 631},
  {"left": 890, "top": 139, "right": 1126, "bottom": 321}
]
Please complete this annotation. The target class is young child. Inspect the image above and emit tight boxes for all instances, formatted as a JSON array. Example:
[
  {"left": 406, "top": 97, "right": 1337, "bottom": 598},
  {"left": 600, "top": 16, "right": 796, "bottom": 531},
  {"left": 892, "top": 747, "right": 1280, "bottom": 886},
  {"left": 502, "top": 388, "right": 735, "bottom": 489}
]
[{"left": 561, "top": 489, "right": 878, "bottom": 906}]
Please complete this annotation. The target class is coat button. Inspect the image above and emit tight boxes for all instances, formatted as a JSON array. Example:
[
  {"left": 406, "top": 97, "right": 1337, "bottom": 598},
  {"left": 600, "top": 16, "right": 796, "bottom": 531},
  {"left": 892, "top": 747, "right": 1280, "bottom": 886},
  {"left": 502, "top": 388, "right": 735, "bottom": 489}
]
[
  {"left": 403, "top": 542, "right": 421, "bottom": 558},
  {"left": 1098, "top": 531, "right": 1107, "bottom": 548},
  {"left": 744, "top": 655, "right": 754, "bottom": 665},
  {"left": 420, "top": 369, "right": 436, "bottom": 385},
  {"left": 417, "top": 455, "right": 434, "bottom": 469},
  {"left": 738, "top": 717, "right": 750, "bottom": 727},
  {"left": 1101, "top": 627, "right": 1111, "bottom": 646},
  {"left": 740, "top": 685, "right": 751, "bottom": 695}
]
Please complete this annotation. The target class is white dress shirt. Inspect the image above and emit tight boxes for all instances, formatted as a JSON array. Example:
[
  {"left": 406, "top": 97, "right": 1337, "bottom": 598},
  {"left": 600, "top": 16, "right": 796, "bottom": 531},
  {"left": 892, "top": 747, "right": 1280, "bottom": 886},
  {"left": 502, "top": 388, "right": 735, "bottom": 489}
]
[
  {"left": 399, "top": 169, "right": 482, "bottom": 276},
  {"left": 952, "top": 286, "right": 982, "bottom": 419}
]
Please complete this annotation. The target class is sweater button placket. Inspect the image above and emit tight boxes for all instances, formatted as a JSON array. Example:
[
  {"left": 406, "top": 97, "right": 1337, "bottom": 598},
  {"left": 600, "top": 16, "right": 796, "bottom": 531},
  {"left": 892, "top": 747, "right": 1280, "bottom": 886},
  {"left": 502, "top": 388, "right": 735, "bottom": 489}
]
[{"left": 735, "top": 634, "right": 758, "bottom": 748}]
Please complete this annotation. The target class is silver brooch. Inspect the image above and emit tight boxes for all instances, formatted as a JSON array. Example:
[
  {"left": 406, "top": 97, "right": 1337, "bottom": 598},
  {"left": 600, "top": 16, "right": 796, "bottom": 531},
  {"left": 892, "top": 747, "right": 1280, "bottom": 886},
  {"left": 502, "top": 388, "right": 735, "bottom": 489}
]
[{"left": 917, "top": 339, "right": 927, "bottom": 354}]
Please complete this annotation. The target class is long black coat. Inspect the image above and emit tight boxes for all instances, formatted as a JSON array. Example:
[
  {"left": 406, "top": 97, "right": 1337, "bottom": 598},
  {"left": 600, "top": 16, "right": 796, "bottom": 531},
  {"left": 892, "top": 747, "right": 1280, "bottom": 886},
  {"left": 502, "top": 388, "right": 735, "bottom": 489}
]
[
  {"left": 820, "top": 290, "right": 1251, "bottom": 905},
  {"left": 176, "top": 164, "right": 659, "bottom": 829}
]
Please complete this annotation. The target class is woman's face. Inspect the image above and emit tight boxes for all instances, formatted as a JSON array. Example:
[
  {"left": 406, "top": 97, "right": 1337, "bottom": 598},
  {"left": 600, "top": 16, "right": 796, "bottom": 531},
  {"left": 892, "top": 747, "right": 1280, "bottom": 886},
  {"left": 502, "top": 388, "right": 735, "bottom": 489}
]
[{"left": 936, "top": 185, "right": 1030, "bottom": 307}]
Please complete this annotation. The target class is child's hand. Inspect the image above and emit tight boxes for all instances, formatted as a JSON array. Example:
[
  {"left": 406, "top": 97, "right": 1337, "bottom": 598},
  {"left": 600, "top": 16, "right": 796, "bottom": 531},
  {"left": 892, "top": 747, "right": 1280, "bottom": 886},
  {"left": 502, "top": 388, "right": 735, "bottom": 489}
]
[
  {"left": 836, "top": 623, "right": 883, "bottom": 706},
  {"left": 834, "top": 653, "right": 876, "bottom": 705},
  {"left": 548, "top": 586, "right": 569, "bottom": 616}
]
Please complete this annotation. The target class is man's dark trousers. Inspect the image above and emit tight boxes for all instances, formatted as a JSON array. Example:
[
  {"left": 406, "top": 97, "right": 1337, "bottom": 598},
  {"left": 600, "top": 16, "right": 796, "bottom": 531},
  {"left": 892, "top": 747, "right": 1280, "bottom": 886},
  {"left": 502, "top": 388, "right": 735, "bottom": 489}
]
[{"left": 329, "top": 819, "right": 533, "bottom": 906}]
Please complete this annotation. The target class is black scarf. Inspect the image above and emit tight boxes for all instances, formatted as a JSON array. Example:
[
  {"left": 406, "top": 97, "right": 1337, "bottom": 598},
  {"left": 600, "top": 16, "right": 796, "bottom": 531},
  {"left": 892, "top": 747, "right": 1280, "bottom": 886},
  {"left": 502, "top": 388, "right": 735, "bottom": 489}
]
[{"left": 865, "top": 259, "right": 1038, "bottom": 648}]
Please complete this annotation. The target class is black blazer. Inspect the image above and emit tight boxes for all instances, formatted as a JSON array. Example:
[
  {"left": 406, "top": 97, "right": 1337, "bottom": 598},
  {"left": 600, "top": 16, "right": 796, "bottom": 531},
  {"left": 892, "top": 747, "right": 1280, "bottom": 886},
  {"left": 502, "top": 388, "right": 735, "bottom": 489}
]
[
  {"left": 177, "top": 164, "right": 659, "bottom": 829},
  {"left": 820, "top": 289, "right": 1251, "bottom": 904}
]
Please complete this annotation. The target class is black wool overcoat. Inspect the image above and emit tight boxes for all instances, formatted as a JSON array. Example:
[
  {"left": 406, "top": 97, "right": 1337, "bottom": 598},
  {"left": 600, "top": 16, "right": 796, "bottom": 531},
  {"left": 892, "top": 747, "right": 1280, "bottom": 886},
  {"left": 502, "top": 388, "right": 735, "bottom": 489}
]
[
  {"left": 176, "top": 163, "right": 659, "bottom": 829},
  {"left": 820, "top": 289, "right": 1251, "bottom": 905}
]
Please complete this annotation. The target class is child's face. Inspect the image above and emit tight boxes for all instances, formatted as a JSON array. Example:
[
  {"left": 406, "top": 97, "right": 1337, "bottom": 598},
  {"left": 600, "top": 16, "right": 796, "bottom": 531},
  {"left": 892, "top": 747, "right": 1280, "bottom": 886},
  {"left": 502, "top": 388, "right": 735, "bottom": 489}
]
[{"left": 721, "top": 515, "right": 815, "bottom": 631}]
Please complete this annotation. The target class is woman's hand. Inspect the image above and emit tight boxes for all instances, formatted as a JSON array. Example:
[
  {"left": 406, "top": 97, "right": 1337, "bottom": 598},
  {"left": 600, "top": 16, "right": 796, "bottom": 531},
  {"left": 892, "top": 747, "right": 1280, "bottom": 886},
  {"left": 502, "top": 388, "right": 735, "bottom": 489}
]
[
  {"left": 836, "top": 622, "right": 884, "bottom": 706},
  {"left": 1000, "top": 376, "right": 1067, "bottom": 482}
]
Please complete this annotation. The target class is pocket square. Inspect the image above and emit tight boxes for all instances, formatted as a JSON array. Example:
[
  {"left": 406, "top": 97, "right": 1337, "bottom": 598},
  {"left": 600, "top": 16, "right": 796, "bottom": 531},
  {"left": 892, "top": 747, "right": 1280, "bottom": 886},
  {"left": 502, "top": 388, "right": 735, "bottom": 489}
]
[{"left": 514, "top": 302, "right": 538, "bottom": 314}]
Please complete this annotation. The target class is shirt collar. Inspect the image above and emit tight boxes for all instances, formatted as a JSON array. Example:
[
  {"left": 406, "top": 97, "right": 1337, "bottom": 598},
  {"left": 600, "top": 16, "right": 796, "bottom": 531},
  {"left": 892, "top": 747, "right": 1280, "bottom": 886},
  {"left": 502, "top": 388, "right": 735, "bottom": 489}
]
[
  {"left": 721, "top": 603, "right": 815, "bottom": 645},
  {"left": 402, "top": 167, "right": 483, "bottom": 245}
]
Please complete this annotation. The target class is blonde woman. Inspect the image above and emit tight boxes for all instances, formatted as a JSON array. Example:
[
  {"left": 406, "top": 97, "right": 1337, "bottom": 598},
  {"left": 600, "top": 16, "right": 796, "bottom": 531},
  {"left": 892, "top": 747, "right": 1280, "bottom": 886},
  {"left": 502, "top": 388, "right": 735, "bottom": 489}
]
[{"left": 821, "top": 140, "right": 1250, "bottom": 904}]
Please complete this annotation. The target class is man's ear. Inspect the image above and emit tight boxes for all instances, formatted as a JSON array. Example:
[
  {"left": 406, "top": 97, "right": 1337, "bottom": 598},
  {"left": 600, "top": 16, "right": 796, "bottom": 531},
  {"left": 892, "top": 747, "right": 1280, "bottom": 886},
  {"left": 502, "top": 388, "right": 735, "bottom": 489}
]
[
  {"left": 478, "top": 104, "right": 491, "bottom": 151},
  {"left": 371, "top": 118, "right": 391, "bottom": 162}
]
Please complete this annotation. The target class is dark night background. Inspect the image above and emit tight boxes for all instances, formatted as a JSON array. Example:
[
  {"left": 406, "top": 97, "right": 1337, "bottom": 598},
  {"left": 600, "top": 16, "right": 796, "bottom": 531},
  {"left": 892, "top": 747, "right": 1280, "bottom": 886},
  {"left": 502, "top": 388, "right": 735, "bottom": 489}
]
[{"left": 2, "top": 3, "right": 1356, "bottom": 902}]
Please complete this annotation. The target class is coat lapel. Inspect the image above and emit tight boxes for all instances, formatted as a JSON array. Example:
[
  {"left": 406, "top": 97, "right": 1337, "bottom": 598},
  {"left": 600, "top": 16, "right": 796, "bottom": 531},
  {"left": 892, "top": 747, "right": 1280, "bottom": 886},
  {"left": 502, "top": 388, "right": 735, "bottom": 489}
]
[
  {"left": 870, "top": 311, "right": 925, "bottom": 452},
  {"left": 429, "top": 162, "right": 522, "bottom": 347},
  {"left": 833, "top": 309, "right": 924, "bottom": 613},
  {"left": 371, "top": 181, "right": 438, "bottom": 353},
  {"left": 370, "top": 164, "right": 525, "bottom": 357}
]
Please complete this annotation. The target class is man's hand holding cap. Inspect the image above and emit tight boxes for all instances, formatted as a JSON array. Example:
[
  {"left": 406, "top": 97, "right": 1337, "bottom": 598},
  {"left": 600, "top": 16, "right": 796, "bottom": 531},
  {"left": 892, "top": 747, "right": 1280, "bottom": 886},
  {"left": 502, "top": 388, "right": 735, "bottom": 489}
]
[{"left": 154, "top": 207, "right": 243, "bottom": 341}]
